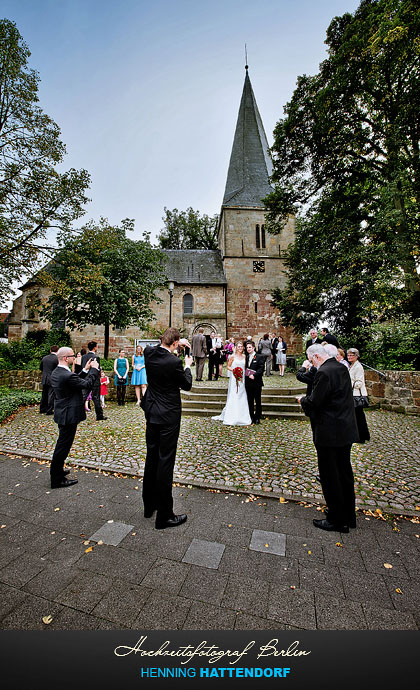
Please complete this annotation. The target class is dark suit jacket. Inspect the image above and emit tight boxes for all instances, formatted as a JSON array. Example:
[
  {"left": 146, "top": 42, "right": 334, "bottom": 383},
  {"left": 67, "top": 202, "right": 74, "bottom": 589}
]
[
  {"left": 50, "top": 365, "right": 100, "bottom": 426},
  {"left": 305, "top": 337, "right": 322, "bottom": 352},
  {"left": 296, "top": 365, "right": 317, "bottom": 396},
  {"left": 141, "top": 346, "right": 192, "bottom": 425},
  {"left": 81, "top": 351, "right": 100, "bottom": 368},
  {"left": 40, "top": 353, "right": 58, "bottom": 385},
  {"left": 322, "top": 333, "right": 340, "bottom": 347},
  {"left": 245, "top": 352, "right": 264, "bottom": 389},
  {"left": 300, "top": 358, "right": 358, "bottom": 447}
]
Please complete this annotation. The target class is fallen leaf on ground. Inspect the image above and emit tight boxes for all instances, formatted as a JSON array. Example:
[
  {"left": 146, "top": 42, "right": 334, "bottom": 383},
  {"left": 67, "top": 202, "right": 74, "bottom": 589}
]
[
  {"left": 395, "top": 588, "right": 403, "bottom": 594},
  {"left": 85, "top": 546, "right": 93, "bottom": 553},
  {"left": 54, "top": 508, "right": 60, "bottom": 512},
  {"left": 42, "top": 615, "right": 53, "bottom": 625},
  {"left": 83, "top": 541, "right": 90, "bottom": 545},
  {"left": 97, "top": 540, "right": 104, "bottom": 545},
  {"left": 335, "top": 542, "right": 343, "bottom": 548},
  {"left": 383, "top": 563, "right": 393, "bottom": 569}
]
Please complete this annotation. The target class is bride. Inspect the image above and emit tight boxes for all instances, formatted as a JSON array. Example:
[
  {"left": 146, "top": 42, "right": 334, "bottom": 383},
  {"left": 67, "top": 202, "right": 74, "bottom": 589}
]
[{"left": 212, "top": 341, "right": 251, "bottom": 425}]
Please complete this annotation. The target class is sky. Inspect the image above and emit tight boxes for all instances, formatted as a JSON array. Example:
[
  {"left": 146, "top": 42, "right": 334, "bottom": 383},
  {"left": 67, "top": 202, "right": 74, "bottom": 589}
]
[{"left": 2, "top": 0, "right": 361, "bottom": 308}]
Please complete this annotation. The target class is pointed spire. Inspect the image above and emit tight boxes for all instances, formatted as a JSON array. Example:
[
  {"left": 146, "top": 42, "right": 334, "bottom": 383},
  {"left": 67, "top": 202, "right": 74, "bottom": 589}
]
[{"left": 222, "top": 68, "right": 273, "bottom": 208}]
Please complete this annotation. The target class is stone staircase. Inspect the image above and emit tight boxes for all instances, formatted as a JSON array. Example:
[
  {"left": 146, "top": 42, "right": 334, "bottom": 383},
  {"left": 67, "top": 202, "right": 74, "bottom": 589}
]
[{"left": 181, "top": 385, "right": 307, "bottom": 420}]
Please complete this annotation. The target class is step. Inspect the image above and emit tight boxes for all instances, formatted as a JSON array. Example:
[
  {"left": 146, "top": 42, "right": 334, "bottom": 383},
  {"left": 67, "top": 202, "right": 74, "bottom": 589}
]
[
  {"left": 182, "top": 391, "right": 301, "bottom": 405},
  {"left": 182, "top": 407, "right": 306, "bottom": 420},
  {"left": 182, "top": 399, "right": 302, "bottom": 411}
]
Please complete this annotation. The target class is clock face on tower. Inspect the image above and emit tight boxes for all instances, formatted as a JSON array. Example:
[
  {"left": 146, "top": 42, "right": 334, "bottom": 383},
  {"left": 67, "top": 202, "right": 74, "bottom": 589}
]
[{"left": 253, "top": 260, "right": 265, "bottom": 273}]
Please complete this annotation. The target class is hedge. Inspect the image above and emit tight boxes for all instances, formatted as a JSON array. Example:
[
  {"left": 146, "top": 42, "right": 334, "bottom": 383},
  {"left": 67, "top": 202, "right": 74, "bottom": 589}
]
[{"left": 0, "top": 387, "right": 42, "bottom": 424}]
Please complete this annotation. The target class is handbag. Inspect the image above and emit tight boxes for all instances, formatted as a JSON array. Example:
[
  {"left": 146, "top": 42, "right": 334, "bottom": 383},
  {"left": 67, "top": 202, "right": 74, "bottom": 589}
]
[{"left": 353, "top": 384, "right": 369, "bottom": 408}]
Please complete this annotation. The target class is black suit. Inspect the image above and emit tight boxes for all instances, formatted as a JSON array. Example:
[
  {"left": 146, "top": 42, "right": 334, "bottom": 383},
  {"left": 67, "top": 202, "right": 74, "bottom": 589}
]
[
  {"left": 300, "top": 358, "right": 359, "bottom": 527},
  {"left": 141, "top": 346, "right": 192, "bottom": 521},
  {"left": 245, "top": 352, "right": 264, "bottom": 422},
  {"left": 305, "top": 337, "right": 322, "bottom": 352},
  {"left": 39, "top": 353, "right": 58, "bottom": 414},
  {"left": 49, "top": 365, "right": 100, "bottom": 483},
  {"left": 81, "top": 351, "right": 103, "bottom": 419},
  {"left": 322, "top": 333, "right": 340, "bottom": 347}
]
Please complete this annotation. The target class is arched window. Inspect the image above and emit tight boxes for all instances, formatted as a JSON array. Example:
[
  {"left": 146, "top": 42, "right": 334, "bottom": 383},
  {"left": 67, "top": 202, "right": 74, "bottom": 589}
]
[
  {"left": 261, "top": 224, "right": 266, "bottom": 249},
  {"left": 183, "top": 293, "right": 193, "bottom": 314},
  {"left": 255, "top": 224, "right": 260, "bottom": 249}
]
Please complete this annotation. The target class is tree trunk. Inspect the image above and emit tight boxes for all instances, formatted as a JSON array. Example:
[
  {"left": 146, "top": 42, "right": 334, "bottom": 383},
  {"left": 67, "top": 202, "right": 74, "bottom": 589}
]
[{"left": 104, "top": 321, "right": 109, "bottom": 359}]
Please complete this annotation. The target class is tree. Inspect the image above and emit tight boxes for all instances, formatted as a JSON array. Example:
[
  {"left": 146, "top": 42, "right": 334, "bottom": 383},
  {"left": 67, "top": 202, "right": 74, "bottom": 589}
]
[
  {"left": 157, "top": 207, "right": 218, "bottom": 250},
  {"left": 39, "top": 219, "right": 165, "bottom": 358},
  {"left": 0, "top": 19, "right": 90, "bottom": 304},
  {"left": 265, "top": 0, "right": 420, "bottom": 335}
]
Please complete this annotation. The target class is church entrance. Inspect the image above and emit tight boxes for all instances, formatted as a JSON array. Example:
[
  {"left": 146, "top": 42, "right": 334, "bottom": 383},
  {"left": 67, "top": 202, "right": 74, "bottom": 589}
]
[{"left": 192, "top": 322, "right": 217, "bottom": 335}]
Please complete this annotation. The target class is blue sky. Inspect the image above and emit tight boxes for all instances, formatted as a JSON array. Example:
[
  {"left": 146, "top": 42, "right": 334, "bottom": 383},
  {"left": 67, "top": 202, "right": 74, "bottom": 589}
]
[{"left": 2, "top": 0, "right": 361, "bottom": 305}]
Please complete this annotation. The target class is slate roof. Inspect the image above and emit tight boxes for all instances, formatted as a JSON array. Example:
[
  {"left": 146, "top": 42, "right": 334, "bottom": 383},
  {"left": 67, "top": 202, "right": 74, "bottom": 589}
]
[
  {"left": 163, "top": 249, "right": 226, "bottom": 285},
  {"left": 222, "top": 68, "right": 273, "bottom": 208}
]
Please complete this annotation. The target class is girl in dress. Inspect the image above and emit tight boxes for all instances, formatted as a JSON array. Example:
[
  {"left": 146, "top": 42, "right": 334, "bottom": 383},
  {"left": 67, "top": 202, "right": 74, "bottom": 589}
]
[
  {"left": 131, "top": 345, "right": 147, "bottom": 405},
  {"left": 113, "top": 349, "right": 129, "bottom": 406},
  {"left": 100, "top": 369, "right": 109, "bottom": 408},
  {"left": 212, "top": 341, "right": 251, "bottom": 425}
]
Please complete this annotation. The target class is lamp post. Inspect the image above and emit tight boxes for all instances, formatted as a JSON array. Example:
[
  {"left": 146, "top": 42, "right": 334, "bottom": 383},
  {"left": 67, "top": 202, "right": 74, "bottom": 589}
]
[{"left": 168, "top": 281, "right": 174, "bottom": 327}]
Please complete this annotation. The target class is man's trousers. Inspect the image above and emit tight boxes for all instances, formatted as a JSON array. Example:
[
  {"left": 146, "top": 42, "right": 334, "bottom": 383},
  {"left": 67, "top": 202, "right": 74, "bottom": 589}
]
[
  {"left": 142, "top": 421, "right": 181, "bottom": 521},
  {"left": 50, "top": 423, "right": 78, "bottom": 482},
  {"left": 316, "top": 444, "right": 356, "bottom": 526}
]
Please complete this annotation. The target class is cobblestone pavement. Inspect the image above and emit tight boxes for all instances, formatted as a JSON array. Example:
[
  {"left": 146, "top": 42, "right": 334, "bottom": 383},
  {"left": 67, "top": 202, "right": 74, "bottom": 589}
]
[
  {"left": 0, "top": 375, "right": 419, "bottom": 514},
  {"left": 0, "top": 454, "right": 419, "bottom": 631}
]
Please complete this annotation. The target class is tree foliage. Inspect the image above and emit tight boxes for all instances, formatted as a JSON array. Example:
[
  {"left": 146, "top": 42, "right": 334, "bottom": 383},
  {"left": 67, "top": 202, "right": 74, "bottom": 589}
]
[
  {"left": 39, "top": 219, "right": 165, "bottom": 358},
  {"left": 265, "top": 0, "right": 420, "bottom": 335},
  {"left": 0, "top": 19, "right": 90, "bottom": 303},
  {"left": 157, "top": 207, "right": 218, "bottom": 250}
]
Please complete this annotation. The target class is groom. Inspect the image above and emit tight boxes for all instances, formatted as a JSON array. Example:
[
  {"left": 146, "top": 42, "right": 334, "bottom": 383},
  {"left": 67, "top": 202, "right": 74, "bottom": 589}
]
[{"left": 245, "top": 341, "right": 264, "bottom": 424}]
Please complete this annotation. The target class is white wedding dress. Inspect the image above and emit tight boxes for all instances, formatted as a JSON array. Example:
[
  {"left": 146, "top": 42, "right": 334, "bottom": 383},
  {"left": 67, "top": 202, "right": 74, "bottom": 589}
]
[{"left": 212, "top": 356, "right": 251, "bottom": 426}]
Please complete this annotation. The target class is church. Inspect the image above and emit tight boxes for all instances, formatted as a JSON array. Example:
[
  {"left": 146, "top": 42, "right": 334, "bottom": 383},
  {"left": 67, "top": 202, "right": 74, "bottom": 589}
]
[{"left": 8, "top": 68, "right": 299, "bottom": 354}]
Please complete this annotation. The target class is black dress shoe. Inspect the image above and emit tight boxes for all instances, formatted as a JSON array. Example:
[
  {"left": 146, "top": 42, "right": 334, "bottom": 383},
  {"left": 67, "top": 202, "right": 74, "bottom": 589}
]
[
  {"left": 313, "top": 518, "right": 349, "bottom": 534},
  {"left": 51, "top": 478, "right": 78, "bottom": 489},
  {"left": 63, "top": 469, "right": 70, "bottom": 476},
  {"left": 144, "top": 508, "right": 156, "bottom": 518},
  {"left": 325, "top": 508, "right": 356, "bottom": 528},
  {"left": 254, "top": 419, "right": 260, "bottom": 424},
  {"left": 97, "top": 416, "right": 108, "bottom": 421},
  {"left": 155, "top": 514, "right": 187, "bottom": 530}
]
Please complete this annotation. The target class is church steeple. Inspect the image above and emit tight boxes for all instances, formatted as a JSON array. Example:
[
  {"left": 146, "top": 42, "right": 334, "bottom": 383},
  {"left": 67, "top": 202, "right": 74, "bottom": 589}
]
[{"left": 222, "top": 67, "right": 273, "bottom": 208}]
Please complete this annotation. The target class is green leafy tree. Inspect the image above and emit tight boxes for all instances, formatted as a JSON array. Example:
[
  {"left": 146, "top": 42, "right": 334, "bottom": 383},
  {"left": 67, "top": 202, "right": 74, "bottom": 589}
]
[
  {"left": 265, "top": 0, "right": 420, "bottom": 335},
  {"left": 0, "top": 19, "right": 90, "bottom": 303},
  {"left": 157, "top": 207, "right": 218, "bottom": 250},
  {"left": 39, "top": 219, "right": 165, "bottom": 358}
]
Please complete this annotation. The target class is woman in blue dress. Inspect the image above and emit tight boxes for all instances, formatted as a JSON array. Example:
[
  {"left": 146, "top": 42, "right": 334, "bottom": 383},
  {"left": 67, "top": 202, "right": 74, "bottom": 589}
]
[
  {"left": 131, "top": 345, "right": 147, "bottom": 405},
  {"left": 113, "top": 349, "right": 129, "bottom": 406}
]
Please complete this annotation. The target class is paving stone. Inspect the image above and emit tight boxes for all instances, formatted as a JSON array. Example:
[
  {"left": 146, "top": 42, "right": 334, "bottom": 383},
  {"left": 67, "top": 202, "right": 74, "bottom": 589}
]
[
  {"left": 179, "top": 565, "right": 229, "bottom": 605},
  {"left": 340, "top": 569, "right": 393, "bottom": 608},
  {"left": 250, "top": 529, "right": 286, "bottom": 556},
  {"left": 77, "top": 543, "right": 156, "bottom": 584},
  {"left": 23, "top": 563, "right": 81, "bottom": 599},
  {"left": 182, "top": 539, "right": 225, "bottom": 569},
  {"left": 384, "top": 578, "right": 420, "bottom": 613},
  {"left": 182, "top": 601, "right": 236, "bottom": 630},
  {"left": 286, "top": 534, "right": 324, "bottom": 562},
  {"left": 315, "top": 593, "right": 367, "bottom": 630},
  {"left": 0, "top": 552, "right": 46, "bottom": 588},
  {"left": 221, "top": 574, "right": 270, "bottom": 618},
  {"left": 0, "top": 582, "right": 29, "bottom": 620},
  {"left": 49, "top": 606, "right": 120, "bottom": 630},
  {"left": 362, "top": 603, "right": 418, "bottom": 630},
  {"left": 267, "top": 587, "right": 316, "bottom": 629},
  {"left": 217, "top": 523, "right": 253, "bottom": 548},
  {"left": 299, "top": 562, "right": 344, "bottom": 598},
  {"left": 133, "top": 591, "right": 191, "bottom": 630},
  {"left": 0, "top": 594, "right": 64, "bottom": 630},
  {"left": 234, "top": 613, "right": 287, "bottom": 630},
  {"left": 92, "top": 578, "right": 152, "bottom": 626},
  {"left": 88, "top": 521, "right": 134, "bottom": 546},
  {"left": 359, "top": 547, "right": 410, "bottom": 580},
  {"left": 322, "top": 543, "right": 366, "bottom": 571},
  {"left": 219, "top": 545, "right": 299, "bottom": 586},
  {"left": 54, "top": 570, "right": 113, "bottom": 613},
  {"left": 141, "top": 558, "right": 190, "bottom": 594}
]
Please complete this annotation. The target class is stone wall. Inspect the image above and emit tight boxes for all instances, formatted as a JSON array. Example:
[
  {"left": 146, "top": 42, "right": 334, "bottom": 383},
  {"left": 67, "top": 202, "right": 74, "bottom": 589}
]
[
  {"left": 365, "top": 370, "right": 420, "bottom": 415},
  {"left": 0, "top": 370, "right": 136, "bottom": 401}
]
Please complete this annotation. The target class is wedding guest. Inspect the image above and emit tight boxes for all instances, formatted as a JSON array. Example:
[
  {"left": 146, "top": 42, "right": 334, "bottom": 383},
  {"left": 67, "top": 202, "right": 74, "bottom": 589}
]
[
  {"left": 81, "top": 341, "right": 106, "bottom": 421},
  {"left": 271, "top": 333, "right": 279, "bottom": 371},
  {"left": 131, "top": 345, "right": 147, "bottom": 405},
  {"left": 212, "top": 341, "right": 251, "bottom": 425},
  {"left": 348, "top": 348, "right": 370, "bottom": 443},
  {"left": 100, "top": 370, "right": 109, "bottom": 408},
  {"left": 114, "top": 348, "right": 129, "bottom": 406},
  {"left": 259, "top": 334, "right": 273, "bottom": 376},
  {"left": 217, "top": 334, "right": 224, "bottom": 378},
  {"left": 141, "top": 328, "right": 192, "bottom": 529},
  {"left": 297, "top": 344, "right": 358, "bottom": 532},
  {"left": 191, "top": 328, "right": 207, "bottom": 382},
  {"left": 39, "top": 345, "right": 58, "bottom": 415},
  {"left": 321, "top": 327, "right": 340, "bottom": 348},
  {"left": 207, "top": 331, "right": 218, "bottom": 381},
  {"left": 50, "top": 347, "right": 99, "bottom": 488},
  {"left": 336, "top": 348, "right": 350, "bottom": 369},
  {"left": 73, "top": 348, "right": 86, "bottom": 374},
  {"left": 276, "top": 337, "right": 287, "bottom": 377},
  {"left": 305, "top": 328, "right": 322, "bottom": 351}
]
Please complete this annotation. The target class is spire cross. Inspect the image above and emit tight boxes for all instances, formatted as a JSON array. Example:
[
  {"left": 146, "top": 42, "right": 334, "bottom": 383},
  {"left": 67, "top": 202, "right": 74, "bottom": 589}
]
[{"left": 245, "top": 44, "right": 248, "bottom": 70}]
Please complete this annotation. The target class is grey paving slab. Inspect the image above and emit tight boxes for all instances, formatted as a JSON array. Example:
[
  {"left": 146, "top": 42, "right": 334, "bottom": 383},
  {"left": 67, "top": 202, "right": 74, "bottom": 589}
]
[
  {"left": 88, "top": 521, "right": 134, "bottom": 546},
  {"left": 141, "top": 558, "right": 191, "bottom": 594},
  {"left": 182, "top": 601, "right": 236, "bottom": 630},
  {"left": 250, "top": 528, "right": 286, "bottom": 556},
  {"left": 315, "top": 593, "right": 368, "bottom": 630},
  {"left": 182, "top": 538, "right": 225, "bottom": 569},
  {"left": 77, "top": 544, "right": 156, "bottom": 584},
  {"left": 0, "top": 552, "right": 46, "bottom": 588},
  {"left": 385, "top": 577, "right": 420, "bottom": 613},
  {"left": 92, "top": 578, "right": 152, "bottom": 626},
  {"left": 0, "top": 594, "right": 64, "bottom": 630},
  {"left": 133, "top": 591, "right": 191, "bottom": 630},
  {"left": 298, "top": 562, "right": 345, "bottom": 598},
  {"left": 285, "top": 534, "right": 324, "bottom": 562},
  {"left": 23, "top": 563, "right": 81, "bottom": 600},
  {"left": 362, "top": 603, "right": 418, "bottom": 630},
  {"left": 0, "top": 583, "right": 29, "bottom": 619},
  {"left": 234, "top": 613, "right": 287, "bottom": 630},
  {"left": 216, "top": 522, "right": 253, "bottom": 548},
  {"left": 49, "top": 606, "right": 121, "bottom": 630},
  {"left": 219, "top": 545, "right": 299, "bottom": 586},
  {"left": 179, "top": 565, "right": 229, "bottom": 606},
  {"left": 54, "top": 570, "right": 113, "bottom": 613},
  {"left": 221, "top": 574, "right": 270, "bottom": 618},
  {"left": 340, "top": 568, "right": 394, "bottom": 608},
  {"left": 267, "top": 586, "right": 317, "bottom": 629}
]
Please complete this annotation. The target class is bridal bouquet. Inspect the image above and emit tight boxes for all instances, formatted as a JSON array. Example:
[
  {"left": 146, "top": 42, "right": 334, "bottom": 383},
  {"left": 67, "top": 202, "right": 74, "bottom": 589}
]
[{"left": 232, "top": 366, "right": 243, "bottom": 392}]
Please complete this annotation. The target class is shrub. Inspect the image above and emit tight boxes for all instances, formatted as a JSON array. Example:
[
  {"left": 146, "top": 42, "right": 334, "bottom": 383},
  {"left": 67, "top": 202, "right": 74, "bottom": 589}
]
[
  {"left": 0, "top": 329, "right": 72, "bottom": 371},
  {"left": 345, "top": 316, "right": 420, "bottom": 371},
  {"left": 0, "top": 389, "right": 41, "bottom": 424}
]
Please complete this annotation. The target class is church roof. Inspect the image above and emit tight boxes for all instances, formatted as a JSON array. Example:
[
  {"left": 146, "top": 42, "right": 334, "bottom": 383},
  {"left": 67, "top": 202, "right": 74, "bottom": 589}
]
[
  {"left": 222, "top": 68, "right": 273, "bottom": 209},
  {"left": 163, "top": 249, "right": 226, "bottom": 285}
]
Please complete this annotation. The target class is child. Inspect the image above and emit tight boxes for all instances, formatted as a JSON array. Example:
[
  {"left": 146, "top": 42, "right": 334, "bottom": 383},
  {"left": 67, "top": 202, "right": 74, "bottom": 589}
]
[{"left": 100, "top": 369, "right": 109, "bottom": 408}]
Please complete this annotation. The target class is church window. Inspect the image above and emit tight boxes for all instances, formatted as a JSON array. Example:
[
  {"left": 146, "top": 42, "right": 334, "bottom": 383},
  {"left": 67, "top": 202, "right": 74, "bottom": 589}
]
[
  {"left": 183, "top": 293, "right": 193, "bottom": 314},
  {"left": 255, "top": 224, "right": 260, "bottom": 249},
  {"left": 254, "top": 302, "right": 258, "bottom": 313},
  {"left": 261, "top": 224, "right": 266, "bottom": 249}
]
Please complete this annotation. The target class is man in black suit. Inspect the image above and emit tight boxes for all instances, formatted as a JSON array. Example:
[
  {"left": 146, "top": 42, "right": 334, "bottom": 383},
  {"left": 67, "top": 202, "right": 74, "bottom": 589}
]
[
  {"left": 320, "top": 327, "right": 340, "bottom": 348},
  {"left": 81, "top": 340, "right": 106, "bottom": 420},
  {"left": 141, "top": 328, "right": 193, "bottom": 529},
  {"left": 297, "top": 344, "right": 359, "bottom": 532},
  {"left": 49, "top": 347, "right": 100, "bottom": 488},
  {"left": 39, "top": 345, "right": 58, "bottom": 415},
  {"left": 305, "top": 328, "right": 322, "bottom": 352},
  {"left": 245, "top": 341, "right": 264, "bottom": 424}
]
